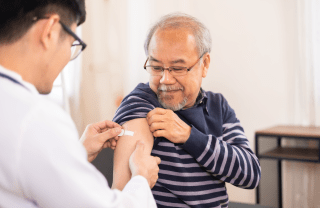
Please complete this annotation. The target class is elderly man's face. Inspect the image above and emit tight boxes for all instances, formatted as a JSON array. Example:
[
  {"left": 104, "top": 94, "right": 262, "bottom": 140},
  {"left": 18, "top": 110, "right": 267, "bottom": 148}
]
[{"left": 148, "top": 28, "right": 208, "bottom": 111}]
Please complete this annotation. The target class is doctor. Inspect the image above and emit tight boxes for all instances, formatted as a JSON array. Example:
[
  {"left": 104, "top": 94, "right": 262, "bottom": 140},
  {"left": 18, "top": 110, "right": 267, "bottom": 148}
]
[{"left": 0, "top": 0, "right": 160, "bottom": 207}]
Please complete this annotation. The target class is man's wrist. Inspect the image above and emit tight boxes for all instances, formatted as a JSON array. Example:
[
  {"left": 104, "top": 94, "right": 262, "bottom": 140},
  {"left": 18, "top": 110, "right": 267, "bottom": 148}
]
[{"left": 181, "top": 126, "right": 192, "bottom": 143}]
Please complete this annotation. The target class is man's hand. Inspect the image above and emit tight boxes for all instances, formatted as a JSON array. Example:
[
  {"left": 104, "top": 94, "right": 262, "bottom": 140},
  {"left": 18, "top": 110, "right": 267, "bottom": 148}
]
[
  {"left": 146, "top": 108, "right": 191, "bottom": 144},
  {"left": 129, "top": 141, "right": 161, "bottom": 188},
  {"left": 80, "top": 120, "right": 122, "bottom": 162}
]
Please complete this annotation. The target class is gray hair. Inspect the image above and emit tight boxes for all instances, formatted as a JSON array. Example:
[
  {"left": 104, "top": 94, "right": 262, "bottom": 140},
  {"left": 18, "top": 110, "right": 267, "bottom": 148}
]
[{"left": 144, "top": 12, "right": 212, "bottom": 57}]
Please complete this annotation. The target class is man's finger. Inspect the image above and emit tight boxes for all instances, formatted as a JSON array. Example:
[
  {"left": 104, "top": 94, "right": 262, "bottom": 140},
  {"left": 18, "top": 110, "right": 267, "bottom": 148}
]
[
  {"left": 147, "top": 108, "right": 167, "bottom": 120},
  {"left": 103, "top": 141, "right": 111, "bottom": 148},
  {"left": 98, "top": 127, "right": 122, "bottom": 143},
  {"left": 153, "top": 156, "right": 161, "bottom": 165},
  {"left": 153, "top": 129, "right": 166, "bottom": 139},
  {"left": 111, "top": 139, "right": 117, "bottom": 147},
  {"left": 147, "top": 114, "right": 165, "bottom": 126},
  {"left": 149, "top": 122, "right": 165, "bottom": 133}
]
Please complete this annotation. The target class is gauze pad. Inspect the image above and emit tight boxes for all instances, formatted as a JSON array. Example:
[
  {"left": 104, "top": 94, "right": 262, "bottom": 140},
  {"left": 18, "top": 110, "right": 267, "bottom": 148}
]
[{"left": 118, "top": 129, "right": 134, "bottom": 137}]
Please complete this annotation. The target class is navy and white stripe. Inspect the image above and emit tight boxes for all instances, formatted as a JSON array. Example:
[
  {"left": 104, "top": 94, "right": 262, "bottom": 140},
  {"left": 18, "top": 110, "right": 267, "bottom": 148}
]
[{"left": 113, "top": 83, "right": 261, "bottom": 208}]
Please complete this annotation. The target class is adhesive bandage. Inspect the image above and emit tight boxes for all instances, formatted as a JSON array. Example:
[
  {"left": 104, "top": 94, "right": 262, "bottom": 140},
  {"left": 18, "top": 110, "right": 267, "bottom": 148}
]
[{"left": 118, "top": 129, "right": 134, "bottom": 137}]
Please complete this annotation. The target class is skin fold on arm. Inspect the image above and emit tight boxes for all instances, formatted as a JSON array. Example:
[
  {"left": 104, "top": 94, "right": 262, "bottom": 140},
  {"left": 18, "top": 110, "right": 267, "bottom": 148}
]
[{"left": 112, "top": 118, "right": 154, "bottom": 190}]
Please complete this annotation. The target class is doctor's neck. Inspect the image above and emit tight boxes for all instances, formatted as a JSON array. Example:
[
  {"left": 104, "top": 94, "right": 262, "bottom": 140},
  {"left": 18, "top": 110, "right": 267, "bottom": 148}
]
[{"left": 0, "top": 22, "right": 54, "bottom": 94}]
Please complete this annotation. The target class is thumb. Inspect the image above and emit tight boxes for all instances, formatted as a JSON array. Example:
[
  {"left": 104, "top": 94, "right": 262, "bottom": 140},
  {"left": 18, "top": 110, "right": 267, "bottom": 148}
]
[{"left": 98, "top": 127, "right": 122, "bottom": 143}]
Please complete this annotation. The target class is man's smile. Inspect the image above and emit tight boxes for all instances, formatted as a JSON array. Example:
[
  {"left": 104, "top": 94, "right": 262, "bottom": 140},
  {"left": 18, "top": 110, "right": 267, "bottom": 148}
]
[{"left": 160, "top": 89, "right": 181, "bottom": 93}]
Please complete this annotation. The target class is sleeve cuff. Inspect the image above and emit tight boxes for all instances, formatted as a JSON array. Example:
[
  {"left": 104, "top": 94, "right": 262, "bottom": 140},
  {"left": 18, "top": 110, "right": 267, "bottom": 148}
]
[
  {"left": 123, "top": 175, "right": 149, "bottom": 194},
  {"left": 182, "top": 125, "right": 210, "bottom": 159},
  {"left": 122, "top": 175, "right": 157, "bottom": 208}
]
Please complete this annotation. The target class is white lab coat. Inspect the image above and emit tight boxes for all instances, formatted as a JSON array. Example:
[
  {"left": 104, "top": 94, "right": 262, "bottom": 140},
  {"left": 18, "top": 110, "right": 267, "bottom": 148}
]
[{"left": 0, "top": 65, "right": 157, "bottom": 208}]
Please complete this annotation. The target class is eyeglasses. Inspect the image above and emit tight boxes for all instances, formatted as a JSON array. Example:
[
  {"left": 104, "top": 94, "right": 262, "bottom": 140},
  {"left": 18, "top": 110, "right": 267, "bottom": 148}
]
[
  {"left": 33, "top": 17, "right": 87, "bottom": 61},
  {"left": 144, "top": 54, "right": 204, "bottom": 77},
  {"left": 59, "top": 21, "right": 87, "bottom": 61}
]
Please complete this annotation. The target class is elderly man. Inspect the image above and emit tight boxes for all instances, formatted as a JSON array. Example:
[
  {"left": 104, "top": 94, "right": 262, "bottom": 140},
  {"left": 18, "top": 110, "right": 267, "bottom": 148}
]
[
  {"left": 112, "top": 13, "right": 261, "bottom": 208},
  {"left": 0, "top": 0, "right": 160, "bottom": 207}
]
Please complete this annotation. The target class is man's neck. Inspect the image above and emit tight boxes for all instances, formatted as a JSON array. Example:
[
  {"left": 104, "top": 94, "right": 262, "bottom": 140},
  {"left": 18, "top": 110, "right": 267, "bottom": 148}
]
[
  {"left": 182, "top": 90, "right": 203, "bottom": 110},
  {"left": 0, "top": 42, "right": 40, "bottom": 85}
]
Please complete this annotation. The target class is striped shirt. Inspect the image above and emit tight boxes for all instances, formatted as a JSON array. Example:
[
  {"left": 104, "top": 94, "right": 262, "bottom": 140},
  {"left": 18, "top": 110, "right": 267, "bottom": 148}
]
[{"left": 113, "top": 83, "right": 261, "bottom": 208}]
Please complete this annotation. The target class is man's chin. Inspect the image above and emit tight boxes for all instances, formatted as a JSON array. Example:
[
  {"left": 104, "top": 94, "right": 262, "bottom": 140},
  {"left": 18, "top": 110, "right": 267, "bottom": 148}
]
[{"left": 158, "top": 98, "right": 188, "bottom": 111}]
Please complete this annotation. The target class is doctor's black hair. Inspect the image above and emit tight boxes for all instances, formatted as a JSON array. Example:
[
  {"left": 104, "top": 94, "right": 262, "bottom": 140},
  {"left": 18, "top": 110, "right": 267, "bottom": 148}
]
[{"left": 0, "top": 0, "right": 86, "bottom": 45}]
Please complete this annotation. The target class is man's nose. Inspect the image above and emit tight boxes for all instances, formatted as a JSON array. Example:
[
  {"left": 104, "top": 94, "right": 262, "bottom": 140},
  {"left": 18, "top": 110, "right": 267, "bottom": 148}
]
[{"left": 160, "top": 69, "right": 176, "bottom": 84}]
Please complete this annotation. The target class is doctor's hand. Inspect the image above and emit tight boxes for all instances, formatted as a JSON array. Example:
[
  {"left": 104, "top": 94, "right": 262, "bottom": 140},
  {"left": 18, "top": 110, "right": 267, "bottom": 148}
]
[
  {"left": 129, "top": 141, "right": 161, "bottom": 188},
  {"left": 146, "top": 108, "right": 191, "bottom": 144},
  {"left": 80, "top": 120, "right": 122, "bottom": 162}
]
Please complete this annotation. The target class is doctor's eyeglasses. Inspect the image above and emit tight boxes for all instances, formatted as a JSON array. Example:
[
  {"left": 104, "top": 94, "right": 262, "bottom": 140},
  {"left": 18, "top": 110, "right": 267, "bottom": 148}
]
[
  {"left": 59, "top": 21, "right": 87, "bottom": 61},
  {"left": 33, "top": 17, "right": 87, "bottom": 61}
]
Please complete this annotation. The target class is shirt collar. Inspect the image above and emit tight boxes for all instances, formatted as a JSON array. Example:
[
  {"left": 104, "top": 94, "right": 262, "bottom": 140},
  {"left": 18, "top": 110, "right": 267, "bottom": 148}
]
[
  {"left": 195, "top": 88, "right": 207, "bottom": 105},
  {"left": 193, "top": 88, "right": 209, "bottom": 113},
  {"left": 0, "top": 65, "right": 39, "bottom": 94}
]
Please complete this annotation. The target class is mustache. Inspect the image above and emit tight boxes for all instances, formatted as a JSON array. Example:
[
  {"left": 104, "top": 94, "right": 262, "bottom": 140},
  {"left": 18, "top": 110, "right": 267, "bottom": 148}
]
[{"left": 157, "top": 85, "right": 184, "bottom": 92}]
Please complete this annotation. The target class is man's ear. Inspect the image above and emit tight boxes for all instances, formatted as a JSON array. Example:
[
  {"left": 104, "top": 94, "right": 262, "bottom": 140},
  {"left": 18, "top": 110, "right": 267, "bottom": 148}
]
[
  {"left": 40, "top": 14, "right": 61, "bottom": 50},
  {"left": 201, "top": 53, "right": 210, "bottom": 78}
]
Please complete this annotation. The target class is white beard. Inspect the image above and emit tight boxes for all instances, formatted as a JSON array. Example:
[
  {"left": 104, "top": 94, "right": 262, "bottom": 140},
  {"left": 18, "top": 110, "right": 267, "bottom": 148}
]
[
  {"left": 157, "top": 85, "right": 188, "bottom": 111},
  {"left": 158, "top": 96, "right": 188, "bottom": 111}
]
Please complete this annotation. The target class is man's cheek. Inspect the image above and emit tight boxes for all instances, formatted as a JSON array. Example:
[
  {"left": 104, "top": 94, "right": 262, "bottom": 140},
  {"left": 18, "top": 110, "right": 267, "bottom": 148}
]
[{"left": 150, "top": 81, "right": 159, "bottom": 93}]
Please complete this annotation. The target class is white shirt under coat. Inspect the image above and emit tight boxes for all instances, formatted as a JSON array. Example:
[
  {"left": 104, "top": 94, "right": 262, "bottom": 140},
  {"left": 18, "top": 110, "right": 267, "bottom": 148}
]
[{"left": 0, "top": 65, "right": 157, "bottom": 208}]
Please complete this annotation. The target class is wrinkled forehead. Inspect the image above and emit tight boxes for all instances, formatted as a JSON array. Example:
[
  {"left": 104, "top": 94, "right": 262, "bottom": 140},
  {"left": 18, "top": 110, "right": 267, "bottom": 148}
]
[{"left": 148, "top": 28, "right": 198, "bottom": 57}]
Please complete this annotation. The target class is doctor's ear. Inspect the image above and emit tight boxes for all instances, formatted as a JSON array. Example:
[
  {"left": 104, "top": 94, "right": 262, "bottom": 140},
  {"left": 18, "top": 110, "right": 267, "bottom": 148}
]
[
  {"left": 39, "top": 14, "right": 61, "bottom": 50},
  {"left": 201, "top": 53, "right": 210, "bottom": 78}
]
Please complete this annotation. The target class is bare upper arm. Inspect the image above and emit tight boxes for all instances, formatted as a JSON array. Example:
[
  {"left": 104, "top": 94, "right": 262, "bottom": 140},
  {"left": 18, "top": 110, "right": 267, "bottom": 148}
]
[{"left": 111, "top": 118, "right": 154, "bottom": 190}]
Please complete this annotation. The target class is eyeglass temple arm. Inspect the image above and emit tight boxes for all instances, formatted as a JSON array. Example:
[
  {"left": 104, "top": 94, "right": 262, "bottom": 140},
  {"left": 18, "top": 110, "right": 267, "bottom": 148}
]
[
  {"left": 144, "top": 57, "right": 149, "bottom": 69},
  {"left": 187, "top": 53, "right": 205, "bottom": 71},
  {"left": 59, "top": 21, "right": 87, "bottom": 50}
]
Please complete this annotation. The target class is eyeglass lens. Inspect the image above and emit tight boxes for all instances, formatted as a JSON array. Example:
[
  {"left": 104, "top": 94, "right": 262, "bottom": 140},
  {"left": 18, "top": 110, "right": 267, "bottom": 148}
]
[
  {"left": 145, "top": 67, "right": 188, "bottom": 76},
  {"left": 70, "top": 42, "right": 83, "bottom": 60}
]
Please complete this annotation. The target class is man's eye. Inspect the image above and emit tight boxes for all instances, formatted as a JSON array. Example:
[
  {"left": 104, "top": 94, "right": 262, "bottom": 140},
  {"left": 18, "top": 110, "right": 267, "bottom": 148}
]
[
  {"left": 152, "top": 66, "right": 163, "bottom": 71},
  {"left": 172, "top": 67, "right": 185, "bottom": 71}
]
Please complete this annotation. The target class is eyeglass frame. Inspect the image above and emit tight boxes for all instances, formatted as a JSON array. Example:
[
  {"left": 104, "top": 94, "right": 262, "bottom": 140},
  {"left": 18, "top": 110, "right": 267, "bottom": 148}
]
[
  {"left": 32, "top": 16, "right": 87, "bottom": 61},
  {"left": 143, "top": 53, "right": 205, "bottom": 76}
]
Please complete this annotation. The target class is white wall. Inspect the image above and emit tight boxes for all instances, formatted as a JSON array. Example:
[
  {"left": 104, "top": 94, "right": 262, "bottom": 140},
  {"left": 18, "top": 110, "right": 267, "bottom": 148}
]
[
  {"left": 79, "top": 0, "right": 128, "bottom": 132},
  {"left": 198, "top": 0, "right": 298, "bottom": 204},
  {"left": 77, "top": 0, "right": 309, "bottom": 205}
]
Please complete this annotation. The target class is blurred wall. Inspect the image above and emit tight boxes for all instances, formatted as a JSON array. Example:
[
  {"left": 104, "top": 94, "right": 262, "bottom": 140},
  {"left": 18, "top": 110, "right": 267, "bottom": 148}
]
[
  {"left": 80, "top": 0, "right": 128, "bottom": 187},
  {"left": 77, "top": 0, "right": 310, "bottom": 205}
]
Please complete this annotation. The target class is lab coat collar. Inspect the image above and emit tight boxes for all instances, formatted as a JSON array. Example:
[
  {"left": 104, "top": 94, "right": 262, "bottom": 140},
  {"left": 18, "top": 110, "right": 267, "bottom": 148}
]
[{"left": 0, "top": 65, "right": 39, "bottom": 94}]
